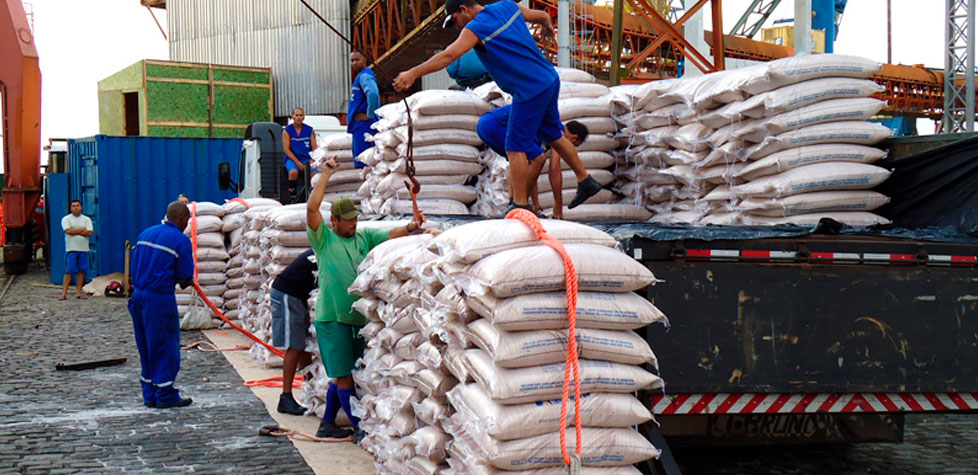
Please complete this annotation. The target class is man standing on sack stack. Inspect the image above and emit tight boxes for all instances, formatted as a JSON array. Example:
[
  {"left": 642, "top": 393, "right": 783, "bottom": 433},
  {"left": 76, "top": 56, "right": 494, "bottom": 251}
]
[
  {"left": 393, "top": 0, "right": 602, "bottom": 213},
  {"left": 349, "top": 51, "right": 381, "bottom": 169}
]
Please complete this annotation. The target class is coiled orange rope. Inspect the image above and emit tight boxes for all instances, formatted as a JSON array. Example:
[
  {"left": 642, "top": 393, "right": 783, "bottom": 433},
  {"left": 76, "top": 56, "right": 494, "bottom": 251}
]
[{"left": 504, "top": 208, "right": 582, "bottom": 467}]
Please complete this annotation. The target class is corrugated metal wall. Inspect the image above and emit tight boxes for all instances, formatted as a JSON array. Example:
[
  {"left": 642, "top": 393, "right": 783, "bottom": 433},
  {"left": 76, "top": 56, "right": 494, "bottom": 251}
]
[
  {"left": 166, "top": 0, "right": 350, "bottom": 118},
  {"left": 67, "top": 135, "right": 242, "bottom": 277}
]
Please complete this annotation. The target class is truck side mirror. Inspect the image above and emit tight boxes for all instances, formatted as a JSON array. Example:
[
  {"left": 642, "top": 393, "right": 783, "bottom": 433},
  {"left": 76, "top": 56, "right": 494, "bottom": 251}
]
[{"left": 218, "top": 162, "right": 231, "bottom": 190}]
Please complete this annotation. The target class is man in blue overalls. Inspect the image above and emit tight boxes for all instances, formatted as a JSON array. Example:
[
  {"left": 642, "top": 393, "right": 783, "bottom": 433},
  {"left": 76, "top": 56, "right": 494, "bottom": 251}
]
[
  {"left": 349, "top": 51, "right": 380, "bottom": 169},
  {"left": 393, "top": 0, "right": 602, "bottom": 212},
  {"left": 283, "top": 107, "right": 318, "bottom": 199},
  {"left": 477, "top": 104, "right": 591, "bottom": 218},
  {"left": 129, "top": 201, "right": 195, "bottom": 409}
]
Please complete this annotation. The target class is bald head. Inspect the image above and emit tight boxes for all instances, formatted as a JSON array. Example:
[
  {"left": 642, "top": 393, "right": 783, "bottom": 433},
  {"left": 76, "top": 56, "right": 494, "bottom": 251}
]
[{"left": 166, "top": 201, "right": 191, "bottom": 232}]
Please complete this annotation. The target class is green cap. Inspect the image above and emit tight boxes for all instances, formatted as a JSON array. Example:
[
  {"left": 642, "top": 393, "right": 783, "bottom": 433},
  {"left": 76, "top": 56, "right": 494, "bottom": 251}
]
[{"left": 331, "top": 198, "right": 360, "bottom": 220}]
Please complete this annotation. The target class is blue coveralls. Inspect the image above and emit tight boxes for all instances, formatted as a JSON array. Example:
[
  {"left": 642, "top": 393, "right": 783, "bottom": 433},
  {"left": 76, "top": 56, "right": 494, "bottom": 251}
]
[
  {"left": 465, "top": 1, "right": 564, "bottom": 155},
  {"left": 348, "top": 67, "right": 380, "bottom": 168},
  {"left": 129, "top": 221, "right": 194, "bottom": 406}
]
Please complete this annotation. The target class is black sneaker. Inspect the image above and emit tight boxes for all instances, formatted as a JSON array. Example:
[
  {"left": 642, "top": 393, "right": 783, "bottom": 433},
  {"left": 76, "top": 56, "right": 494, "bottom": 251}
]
[
  {"left": 316, "top": 420, "right": 353, "bottom": 439},
  {"left": 277, "top": 393, "right": 306, "bottom": 415},
  {"left": 568, "top": 176, "right": 602, "bottom": 209},
  {"left": 353, "top": 428, "right": 368, "bottom": 445},
  {"left": 156, "top": 397, "right": 193, "bottom": 409},
  {"left": 507, "top": 203, "right": 540, "bottom": 217}
]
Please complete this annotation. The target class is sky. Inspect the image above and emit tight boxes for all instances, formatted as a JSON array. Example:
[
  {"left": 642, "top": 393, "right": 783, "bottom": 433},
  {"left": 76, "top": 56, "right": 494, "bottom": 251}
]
[
  {"left": 3, "top": 0, "right": 168, "bottom": 171},
  {"left": 0, "top": 0, "right": 950, "bottom": 172}
]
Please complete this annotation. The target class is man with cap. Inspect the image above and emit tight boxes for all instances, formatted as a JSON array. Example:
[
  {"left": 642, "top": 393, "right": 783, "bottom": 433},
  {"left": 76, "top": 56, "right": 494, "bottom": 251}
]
[
  {"left": 129, "top": 201, "right": 195, "bottom": 409},
  {"left": 393, "top": 0, "right": 603, "bottom": 213},
  {"left": 306, "top": 158, "right": 439, "bottom": 441},
  {"left": 477, "top": 104, "right": 591, "bottom": 218},
  {"left": 349, "top": 51, "right": 380, "bottom": 168}
]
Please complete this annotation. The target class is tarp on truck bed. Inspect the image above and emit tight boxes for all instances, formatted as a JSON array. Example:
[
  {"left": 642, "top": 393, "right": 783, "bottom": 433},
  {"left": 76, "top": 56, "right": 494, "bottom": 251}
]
[{"left": 876, "top": 135, "right": 978, "bottom": 235}]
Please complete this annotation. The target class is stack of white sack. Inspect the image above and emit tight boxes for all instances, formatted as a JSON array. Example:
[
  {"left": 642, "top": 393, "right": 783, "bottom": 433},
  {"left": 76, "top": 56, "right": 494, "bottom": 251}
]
[
  {"left": 239, "top": 203, "right": 326, "bottom": 366},
  {"left": 350, "top": 219, "right": 668, "bottom": 473},
  {"left": 228, "top": 198, "right": 435, "bottom": 414},
  {"left": 616, "top": 54, "right": 895, "bottom": 226},
  {"left": 309, "top": 133, "right": 366, "bottom": 202},
  {"left": 346, "top": 233, "right": 454, "bottom": 474},
  {"left": 352, "top": 90, "right": 491, "bottom": 216},
  {"left": 176, "top": 202, "right": 228, "bottom": 330},
  {"left": 472, "top": 68, "right": 648, "bottom": 221},
  {"left": 221, "top": 198, "right": 281, "bottom": 321}
]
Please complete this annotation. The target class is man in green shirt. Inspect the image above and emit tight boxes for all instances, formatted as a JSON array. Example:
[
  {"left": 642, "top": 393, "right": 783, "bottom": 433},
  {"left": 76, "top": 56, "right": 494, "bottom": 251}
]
[{"left": 306, "top": 158, "right": 437, "bottom": 441}]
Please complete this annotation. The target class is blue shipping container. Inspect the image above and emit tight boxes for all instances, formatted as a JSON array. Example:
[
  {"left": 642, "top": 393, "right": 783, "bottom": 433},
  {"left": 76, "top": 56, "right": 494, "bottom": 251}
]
[
  {"left": 46, "top": 173, "right": 73, "bottom": 285},
  {"left": 67, "top": 135, "right": 242, "bottom": 277}
]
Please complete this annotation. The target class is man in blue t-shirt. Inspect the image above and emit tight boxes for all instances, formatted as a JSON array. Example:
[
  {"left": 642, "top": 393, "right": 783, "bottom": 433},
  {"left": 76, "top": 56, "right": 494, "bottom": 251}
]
[
  {"left": 478, "top": 104, "right": 590, "bottom": 218},
  {"left": 393, "top": 0, "right": 602, "bottom": 212},
  {"left": 283, "top": 107, "right": 319, "bottom": 198},
  {"left": 349, "top": 51, "right": 380, "bottom": 169}
]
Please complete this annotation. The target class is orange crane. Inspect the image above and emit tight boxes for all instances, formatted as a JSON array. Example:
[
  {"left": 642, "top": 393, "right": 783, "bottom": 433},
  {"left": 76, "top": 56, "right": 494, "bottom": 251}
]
[{"left": 0, "top": 0, "right": 42, "bottom": 274}]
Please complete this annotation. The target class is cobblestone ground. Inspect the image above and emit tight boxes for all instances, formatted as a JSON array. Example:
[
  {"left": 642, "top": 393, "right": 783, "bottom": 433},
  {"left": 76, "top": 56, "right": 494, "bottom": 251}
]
[
  {"left": 3, "top": 265, "right": 977, "bottom": 474},
  {"left": 670, "top": 414, "right": 978, "bottom": 474},
  {"left": 0, "top": 265, "right": 313, "bottom": 474}
]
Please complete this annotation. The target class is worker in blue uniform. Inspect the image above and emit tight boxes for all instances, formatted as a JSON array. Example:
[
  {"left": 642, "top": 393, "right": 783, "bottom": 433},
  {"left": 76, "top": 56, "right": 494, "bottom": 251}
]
[
  {"left": 349, "top": 51, "right": 380, "bottom": 169},
  {"left": 393, "top": 0, "right": 602, "bottom": 212},
  {"left": 129, "top": 201, "right": 195, "bottom": 409},
  {"left": 478, "top": 104, "right": 590, "bottom": 218},
  {"left": 283, "top": 107, "right": 318, "bottom": 199}
]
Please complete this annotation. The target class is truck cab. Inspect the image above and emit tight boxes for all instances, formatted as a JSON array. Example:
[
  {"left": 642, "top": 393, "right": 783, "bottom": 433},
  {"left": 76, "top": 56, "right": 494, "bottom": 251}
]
[{"left": 234, "top": 115, "right": 348, "bottom": 200}]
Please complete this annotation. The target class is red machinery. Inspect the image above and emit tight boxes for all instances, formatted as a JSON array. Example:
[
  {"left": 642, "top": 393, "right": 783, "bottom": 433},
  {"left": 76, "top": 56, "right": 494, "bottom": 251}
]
[{"left": 0, "top": 0, "right": 42, "bottom": 274}]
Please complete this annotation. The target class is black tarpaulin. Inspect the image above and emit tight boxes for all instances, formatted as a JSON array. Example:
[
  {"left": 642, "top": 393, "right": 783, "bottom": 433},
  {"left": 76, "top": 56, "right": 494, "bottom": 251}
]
[{"left": 876, "top": 135, "right": 978, "bottom": 235}]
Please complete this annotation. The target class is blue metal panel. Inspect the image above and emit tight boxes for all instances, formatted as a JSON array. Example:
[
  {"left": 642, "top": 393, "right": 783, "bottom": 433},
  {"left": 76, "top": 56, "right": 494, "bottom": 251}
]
[
  {"left": 67, "top": 135, "right": 242, "bottom": 277},
  {"left": 46, "top": 173, "right": 69, "bottom": 284},
  {"left": 812, "top": 0, "right": 837, "bottom": 53}
]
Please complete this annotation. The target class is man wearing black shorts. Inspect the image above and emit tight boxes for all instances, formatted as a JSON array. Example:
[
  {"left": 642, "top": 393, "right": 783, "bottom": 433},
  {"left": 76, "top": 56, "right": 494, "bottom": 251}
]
[{"left": 270, "top": 249, "right": 318, "bottom": 418}]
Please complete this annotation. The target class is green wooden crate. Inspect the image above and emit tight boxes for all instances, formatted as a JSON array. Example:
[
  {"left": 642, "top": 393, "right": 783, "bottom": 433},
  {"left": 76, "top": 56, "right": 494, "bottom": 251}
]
[{"left": 98, "top": 60, "right": 273, "bottom": 138}]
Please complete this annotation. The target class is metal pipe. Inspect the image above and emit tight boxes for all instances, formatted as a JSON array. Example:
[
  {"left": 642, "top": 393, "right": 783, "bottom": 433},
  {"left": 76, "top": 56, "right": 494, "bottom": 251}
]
[
  {"left": 794, "top": 0, "right": 812, "bottom": 55},
  {"left": 609, "top": 0, "right": 624, "bottom": 85},
  {"left": 558, "top": 0, "right": 570, "bottom": 67},
  {"left": 887, "top": 0, "right": 892, "bottom": 63},
  {"left": 712, "top": 0, "right": 725, "bottom": 70},
  {"left": 967, "top": 0, "right": 976, "bottom": 131},
  {"left": 0, "top": 275, "right": 16, "bottom": 304}
]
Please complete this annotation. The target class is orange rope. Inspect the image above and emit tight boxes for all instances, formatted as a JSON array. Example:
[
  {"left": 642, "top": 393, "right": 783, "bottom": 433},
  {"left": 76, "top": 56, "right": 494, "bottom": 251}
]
[
  {"left": 259, "top": 424, "right": 352, "bottom": 443},
  {"left": 190, "top": 202, "right": 199, "bottom": 280},
  {"left": 181, "top": 340, "right": 250, "bottom": 352},
  {"left": 504, "top": 208, "right": 582, "bottom": 466},
  {"left": 228, "top": 197, "right": 251, "bottom": 209},
  {"left": 191, "top": 281, "right": 286, "bottom": 359},
  {"left": 186, "top": 200, "right": 287, "bottom": 360},
  {"left": 244, "top": 375, "right": 305, "bottom": 389}
]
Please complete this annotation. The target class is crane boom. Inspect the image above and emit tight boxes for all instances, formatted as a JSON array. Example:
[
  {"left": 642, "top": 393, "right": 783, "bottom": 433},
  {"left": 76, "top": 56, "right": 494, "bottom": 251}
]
[{"left": 0, "top": 0, "right": 42, "bottom": 274}]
